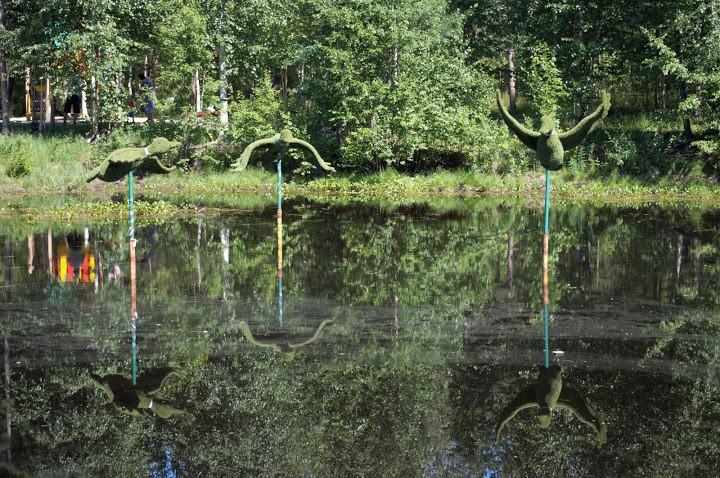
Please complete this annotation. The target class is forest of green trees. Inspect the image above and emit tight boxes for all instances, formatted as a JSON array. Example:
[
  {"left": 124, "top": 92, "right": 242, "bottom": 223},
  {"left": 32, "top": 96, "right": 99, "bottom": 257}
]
[{"left": 1, "top": 0, "right": 719, "bottom": 175}]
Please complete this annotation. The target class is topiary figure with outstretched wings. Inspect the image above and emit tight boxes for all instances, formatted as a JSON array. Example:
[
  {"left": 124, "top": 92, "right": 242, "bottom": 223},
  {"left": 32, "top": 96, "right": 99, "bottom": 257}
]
[
  {"left": 231, "top": 129, "right": 336, "bottom": 172},
  {"left": 496, "top": 90, "right": 610, "bottom": 170},
  {"left": 495, "top": 366, "right": 607, "bottom": 448},
  {"left": 238, "top": 319, "right": 335, "bottom": 362},
  {"left": 86, "top": 137, "right": 181, "bottom": 182},
  {"left": 90, "top": 367, "right": 189, "bottom": 418}
]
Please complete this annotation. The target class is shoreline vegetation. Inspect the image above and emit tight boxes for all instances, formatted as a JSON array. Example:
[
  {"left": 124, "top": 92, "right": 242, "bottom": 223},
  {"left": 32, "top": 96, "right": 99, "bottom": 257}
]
[
  {"left": 2, "top": 164, "right": 720, "bottom": 223},
  {"left": 2, "top": 114, "right": 720, "bottom": 222}
]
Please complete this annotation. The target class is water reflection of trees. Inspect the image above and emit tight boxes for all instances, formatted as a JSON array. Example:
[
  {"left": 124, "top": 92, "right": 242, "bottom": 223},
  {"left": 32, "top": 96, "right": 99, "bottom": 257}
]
[{"left": 1, "top": 200, "right": 720, "bottom": 474}]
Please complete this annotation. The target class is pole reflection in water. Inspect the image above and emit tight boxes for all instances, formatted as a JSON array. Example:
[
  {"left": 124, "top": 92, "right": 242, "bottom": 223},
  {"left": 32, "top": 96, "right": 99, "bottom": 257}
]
[
  {"left": 27, "top": 234, "right": 34, "bottom": 275},
  {"left": 277, "top": 152, "right": 283, "bottom": 328},
  {"left": 543, "top": 168, "right": 550, "bottom": 369},
  {"left": 4, "top": 238, "right": 14, "bottom": 467},
  {"left": 88, "top": 225, "right": 189, "bottom": 419},
  {"left": 128, "top": 172, "right": 137, "bottom": 385},
  {"left": 130, "top": 237, "right": 137, "bottom": 386},
  {"left": 494, "top": 179, "right": 608, "bottom": 446}
]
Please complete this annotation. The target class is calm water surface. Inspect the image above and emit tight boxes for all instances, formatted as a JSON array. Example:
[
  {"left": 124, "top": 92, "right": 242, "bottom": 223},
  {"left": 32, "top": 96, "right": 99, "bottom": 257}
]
[{"left": 1, "top": 195, "right": 719, "bottom": 476}]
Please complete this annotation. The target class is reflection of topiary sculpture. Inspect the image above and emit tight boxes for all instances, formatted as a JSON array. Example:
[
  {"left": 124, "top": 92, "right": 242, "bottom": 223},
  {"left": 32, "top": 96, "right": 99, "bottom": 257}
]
[
  {"left": 90, "top": 367, "right": 189, "bottom": 418},
  {"left": 86, "top": 137, "right": 181, "bottom": 182},
  {"left": 238, "top": 319, "right": 334, "bottom": 362},
  {"left": 496, "top": 90, "right": 610, "bottom": 170},
  {"left": 231, "top": 129, "right": 336, "bottom": 172},
  {"left": 495, "top": 366, "right": 607, "bottom": 447}
]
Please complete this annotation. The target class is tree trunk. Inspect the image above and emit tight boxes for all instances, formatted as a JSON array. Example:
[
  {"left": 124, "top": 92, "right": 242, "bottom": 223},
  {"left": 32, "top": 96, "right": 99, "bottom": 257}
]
[
  {"left": 679, "top": 81, "right": 694, "bottom": 140},
  {"left": 508, "top": 44, "right": 516, "bottom": 112},
  {"left": 24, "top": 67, "right": 31, "bottom": 121},
  {"left": 281, "top": 66, "right": 288, "bottom": 109},
  {"left": 91, "top": 75, "right": 98, "bottom": 136},
  {"left": 218, "top": 43, "right": 228, "bottom": 124},
  {"left": 38, "top": 80, "right": 45, "bottom": 132},
  {"left": 0, "top": 0, "right": 9, "bottom": 135},
  {"left": 194, "top": 69, "right": 201, "bottom": 112},
  {"left": 654, "top": 75, "right": 660, "bottom": 109},
  {"left": 387, "top": 46, "right": 398, "bottom": 87}
]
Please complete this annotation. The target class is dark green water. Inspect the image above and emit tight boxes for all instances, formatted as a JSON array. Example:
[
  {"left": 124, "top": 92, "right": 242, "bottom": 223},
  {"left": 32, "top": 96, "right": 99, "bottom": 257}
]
[{"left": 1, "top": 196, "right": 720, "bottom": 476}]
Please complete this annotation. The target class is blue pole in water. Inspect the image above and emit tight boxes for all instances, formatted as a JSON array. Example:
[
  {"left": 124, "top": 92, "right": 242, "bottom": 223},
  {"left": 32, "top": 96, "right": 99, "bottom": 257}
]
[
  {"left": 542, "top": 169, "right": 550, "bottom": 369},
  {"left": 129, "top": 172, "right": 137, "bottom": 385},
  {"left": 277, "top": 152, "right": 283, "bottom": 328}
]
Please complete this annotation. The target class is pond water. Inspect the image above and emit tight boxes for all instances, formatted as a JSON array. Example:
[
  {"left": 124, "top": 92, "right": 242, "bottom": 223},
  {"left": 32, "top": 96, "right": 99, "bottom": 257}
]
[{"left": 1, "top": 195, "right": 720, "bottom": 476}]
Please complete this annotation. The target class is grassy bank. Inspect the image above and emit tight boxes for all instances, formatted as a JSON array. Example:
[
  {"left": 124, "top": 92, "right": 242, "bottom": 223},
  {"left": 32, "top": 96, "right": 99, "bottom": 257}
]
[{"left": 1, "top": 126, "right": 719, "bottom": 213}]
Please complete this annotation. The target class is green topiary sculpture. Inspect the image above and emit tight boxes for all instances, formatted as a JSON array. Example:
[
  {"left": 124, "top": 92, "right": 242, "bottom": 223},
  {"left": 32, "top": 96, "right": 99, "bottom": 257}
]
[
  {"left": 496, "top": 90, "right": 610, "bottom": 170},
  {"left": 86, "top": 137, "right": 181, "bottom": 183},
  {"left": 238, "top": 319, "right": 335, "bottom": 362},
  {"left": 495, "top": 366, "right": 607, "bottom": 447},
  {"left": 231, "top": 129, "right": 336, "bottom": 172},
  {"left": 90, "top": 367, "right": 189, "bottom": 418}
]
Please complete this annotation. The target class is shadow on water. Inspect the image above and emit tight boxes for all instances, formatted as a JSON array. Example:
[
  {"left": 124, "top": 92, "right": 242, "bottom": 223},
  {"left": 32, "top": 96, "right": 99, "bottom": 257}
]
[{"left": 1, "top": 196, "right": 720, "bottom": 475}]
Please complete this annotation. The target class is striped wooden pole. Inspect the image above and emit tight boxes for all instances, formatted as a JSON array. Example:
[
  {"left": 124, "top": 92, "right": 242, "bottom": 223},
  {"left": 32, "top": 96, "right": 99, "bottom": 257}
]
[
  {"left": 542, "top": 169, "right": 550, "bottom": 369},
  {"left": 277, "top": 152, "right": 283, "bottom": 328}
]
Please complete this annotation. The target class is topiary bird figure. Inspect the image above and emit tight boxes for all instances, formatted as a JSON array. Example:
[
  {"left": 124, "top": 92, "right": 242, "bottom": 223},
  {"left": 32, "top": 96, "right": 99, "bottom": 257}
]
[
  {"left": 86, "top": 137, "right": 181, "bottom": 182},
  {"left": 231, "top": 129, "right": 336, "bottom": 172},
  {"left": 496, "top": 90, "right": 610, "bottom": 170},
  {"left": 237, "top": 319, "right": 335, "bottom": 362},
  {"left": 90, "top": 367, "right": 189, "bottom": 418},
  {"left": 495, "top": 366, "right": 607, "bottom": 447}
]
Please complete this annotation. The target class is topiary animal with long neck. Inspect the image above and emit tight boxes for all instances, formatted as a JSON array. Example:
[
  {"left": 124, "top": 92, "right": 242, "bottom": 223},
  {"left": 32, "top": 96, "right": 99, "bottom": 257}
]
[
  {"left": 231, "top": 129, "right": 336, "bottom": 172},
  {"left": 496, "top": 90, "right": 610, "bottom": 170},
  {"left": 86, "top": 137, "right": 181, "bottom": 183}
]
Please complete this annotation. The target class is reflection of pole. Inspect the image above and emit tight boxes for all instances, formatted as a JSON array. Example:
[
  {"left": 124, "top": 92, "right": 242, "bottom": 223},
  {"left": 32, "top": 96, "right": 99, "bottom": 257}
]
[
  {"left": 543, "top": 169, "right": 550, "bottom": 369},
  {"left": 47, "top": 230, "right": 53, "bottom": 279},
  {"left": 27, "top": 234, "right": 34, "bottom": 274},
  {"left": 4, "top": 237, "right": 12, "bottom": 464},
  {"left": 221, "top": 224, "right": 230, "bottom": 324},
  {"left": 129, "top": 172, "right": 137, "bottom": 386},
  {"left": 130, "top": 238, "right": 137, "bottom": 386},
  {"left": 4, "top": 336, "right": 11, "bottom": 465},
  {"left": 507, "top": 231, "right": 514, "bottom": 300},
  {"left": 277, "top": 152, "right": 283, "bottom": 328}
]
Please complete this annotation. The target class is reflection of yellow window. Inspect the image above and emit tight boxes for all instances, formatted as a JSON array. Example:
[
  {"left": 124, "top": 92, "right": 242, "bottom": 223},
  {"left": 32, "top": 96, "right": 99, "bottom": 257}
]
[
  {"left": 57, "top": 245, "right": 69, "bottom": 282},
  {"left": 89, "top": 253, "right": 96, "bottom": 282}
]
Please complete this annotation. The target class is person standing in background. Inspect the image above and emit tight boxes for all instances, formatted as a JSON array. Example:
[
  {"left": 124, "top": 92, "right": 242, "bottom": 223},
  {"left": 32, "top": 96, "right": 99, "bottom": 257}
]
[
  {"left": 138, "top": 73, "right": 156, "bottom": 123},
  {"left": 63, "top": 76, "right": 83, "bottom": 124}
]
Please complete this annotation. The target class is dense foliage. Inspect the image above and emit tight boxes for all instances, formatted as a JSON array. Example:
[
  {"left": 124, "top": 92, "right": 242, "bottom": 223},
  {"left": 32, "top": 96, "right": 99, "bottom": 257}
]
[{"left": 1, "top": 0, "right": 719, "bottom": 175}]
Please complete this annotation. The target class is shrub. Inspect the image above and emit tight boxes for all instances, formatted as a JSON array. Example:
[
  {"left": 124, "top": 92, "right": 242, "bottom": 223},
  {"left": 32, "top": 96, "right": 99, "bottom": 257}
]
[{"left": 6, "top": 149, "right": 33, "bottom": 178}]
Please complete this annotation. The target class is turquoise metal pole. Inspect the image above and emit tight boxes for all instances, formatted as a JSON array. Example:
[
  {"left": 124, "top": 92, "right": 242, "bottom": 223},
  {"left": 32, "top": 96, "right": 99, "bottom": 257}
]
[
  {"left": 129, "top": 171, "right": 137, "bottom": 385},
  {"left": 277, "top": 152, "right": 283, "bottom": 328},
  {"left": 544, "top": 169, "right": 550, "bottom": 235}
]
